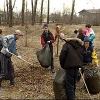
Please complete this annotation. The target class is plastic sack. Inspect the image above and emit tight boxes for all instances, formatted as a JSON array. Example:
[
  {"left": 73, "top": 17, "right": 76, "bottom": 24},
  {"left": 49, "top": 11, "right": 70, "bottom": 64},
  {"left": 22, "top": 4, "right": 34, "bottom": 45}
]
[
  {"left": 84, "top": 66, "right": 100, "bottom": 94},
  {"left": 36, "top": 44, "right": 51, "bottom": 68},
  {"left": 53, "top": 68, "right": 67, "bottom": 99}
]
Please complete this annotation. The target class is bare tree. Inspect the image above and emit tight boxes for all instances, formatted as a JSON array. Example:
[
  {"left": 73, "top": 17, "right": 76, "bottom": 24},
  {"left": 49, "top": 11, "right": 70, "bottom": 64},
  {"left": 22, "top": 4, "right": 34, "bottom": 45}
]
[
  {"left": 9, "top": 0, "right": 12, "bottom": 27},
  {"left": 4, "top": 0, "right": 6, "bottom": 25},
  {"left": 32, "top": 0, "right": 38, "bottom": 26},
  {"left": 12, "top": 0, "right": 16, "bottom": 9},
  {"left": 25, "top": 0, "right": 28, "bottom": 46},
  {"left": 7, "top": 0, "right": 16, "bottom": 27},
  {"left": 70, "top": 0, "right": 75, "bottom": 24},
  {"left": 31, "top": 0, "right": 34, "bottom": 25},
  {"left": 47, "top": 0, "right": 50, "bottom": 24},
  {"left": 40, "top": 0, "right": 44, "bottom": 25},
  {"left": 22, "top": 0, "right": 25, "bottom": 26},
  {"left": 6, "top": 0, "right": 9, "bottom": 24}
]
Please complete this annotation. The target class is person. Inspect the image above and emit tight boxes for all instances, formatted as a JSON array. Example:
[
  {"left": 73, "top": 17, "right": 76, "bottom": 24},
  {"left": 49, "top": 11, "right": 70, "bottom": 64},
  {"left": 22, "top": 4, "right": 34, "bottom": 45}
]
[
  {"left": 0, "top": 29, "right": 3, "bottom": 77},
  {"left": 77, "top": 28, "right": 85, "bottom": 41},
  {"left": 41, "top": 24, "right": 55, "bottom": 73},
  {"left": 0, "top": 30, "right": 23, "bottom": 88},
  {"left": 71, "top": 29, "right": 78, "bottom": 38},
  {"left": 77, "top": 36, "right": 99, "bottom": 82},
  {"left": 59, "top": 37, "right": 83, "bottom": 100},
  {"left": 85, "top": 24, "right": 95, "bottom": 45},
  {"left": 83, "top": 36, "right": 98, "bottom": 66},
  {"left": 54, "top": 24, "right": 60, "bottom": 41}
]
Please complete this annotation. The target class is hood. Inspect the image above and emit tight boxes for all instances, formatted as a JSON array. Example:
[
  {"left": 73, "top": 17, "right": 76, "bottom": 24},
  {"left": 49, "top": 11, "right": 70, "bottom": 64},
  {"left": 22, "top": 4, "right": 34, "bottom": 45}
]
[
  {"left": 65, "top": 38, "right": 83, "bottom": 46},
  {"left": 63, "top": 38, "right": 83, "bottom": 49}
]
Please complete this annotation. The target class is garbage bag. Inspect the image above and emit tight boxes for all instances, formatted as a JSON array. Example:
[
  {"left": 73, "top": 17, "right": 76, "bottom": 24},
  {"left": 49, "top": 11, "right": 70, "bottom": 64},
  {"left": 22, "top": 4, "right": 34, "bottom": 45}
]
[
  {"left": 53, "top": 68, "right": 67, "bottom": 99},
  {"left": 36, "top": 44, "right": 51, "bottom": 68},
  {"left": 84, "top": 66, "right": 100, "bottom": 94}
]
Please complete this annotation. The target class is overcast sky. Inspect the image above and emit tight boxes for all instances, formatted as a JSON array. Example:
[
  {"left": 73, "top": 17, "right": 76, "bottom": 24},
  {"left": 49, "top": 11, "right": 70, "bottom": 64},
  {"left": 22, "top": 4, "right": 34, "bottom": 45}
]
[{"left": 0, "top": 0, "right": 100, "bottom": 14}]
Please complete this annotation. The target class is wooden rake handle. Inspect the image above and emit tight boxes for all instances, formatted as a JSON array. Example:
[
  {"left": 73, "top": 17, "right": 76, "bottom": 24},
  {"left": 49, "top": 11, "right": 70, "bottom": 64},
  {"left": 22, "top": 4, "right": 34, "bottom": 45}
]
[{"left": 8, "top": 51, "right": 34, "bottom": 67}]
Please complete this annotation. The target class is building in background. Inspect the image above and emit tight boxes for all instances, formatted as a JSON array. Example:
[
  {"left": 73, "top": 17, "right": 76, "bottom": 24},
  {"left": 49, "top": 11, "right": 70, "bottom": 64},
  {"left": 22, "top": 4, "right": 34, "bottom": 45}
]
[{"left": 79, "top": 9, "right": 100, "bottom": 25}]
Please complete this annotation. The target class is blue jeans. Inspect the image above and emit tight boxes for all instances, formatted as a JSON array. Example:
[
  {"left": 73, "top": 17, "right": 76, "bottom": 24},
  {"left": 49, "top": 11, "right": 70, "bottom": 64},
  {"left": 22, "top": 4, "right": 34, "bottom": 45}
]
[{"left": 65, "top": 68, "right": 79, "bottom": 100}]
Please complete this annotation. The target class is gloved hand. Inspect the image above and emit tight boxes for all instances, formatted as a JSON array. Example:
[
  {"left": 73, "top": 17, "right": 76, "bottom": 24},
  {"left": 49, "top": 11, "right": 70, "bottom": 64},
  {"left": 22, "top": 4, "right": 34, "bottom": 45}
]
[
  {"left": 97, "top": 64, "right": 99, "bottom": 67},
  {"left": 5, "top": 48, "right": 9, "bottom": 52},
  {"left": 17, "top": 55, "right": 22, "bottom": 59},
  {"left": 79, "top": 68, "right": 81, "bottom": 71},
  {"left": 47, "top": 41, "right": 51, "bottom": 43}
]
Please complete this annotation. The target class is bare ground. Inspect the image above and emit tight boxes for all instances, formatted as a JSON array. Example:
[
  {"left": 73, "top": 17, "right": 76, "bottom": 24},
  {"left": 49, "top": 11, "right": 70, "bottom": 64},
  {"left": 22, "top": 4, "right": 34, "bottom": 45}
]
[{"left": 0, "top": 24, "right": 100, "bottom": 99}]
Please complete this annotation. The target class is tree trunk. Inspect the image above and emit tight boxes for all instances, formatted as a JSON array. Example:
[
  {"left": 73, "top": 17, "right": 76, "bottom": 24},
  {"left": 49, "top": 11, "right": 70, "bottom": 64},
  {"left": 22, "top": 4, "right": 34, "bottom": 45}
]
[
  {"left": 12, "top": 0, "right": 16, "bottom": 9},
  {"left": 32, "top": 0, "right": 38, "bottom": 26},
  {"left": 9, "top": 0, "right": 13, "bottom": 27},
  {"left": 70, "top": 0, "right": 75, "bottom": 24},
  {"left": 21, "top": 0, "right": 25, "bottom": 26},
  {"left": 4, "top": 0, "right": 6, "bottom": 25},
  {"left": 31, "top": 0, "right": 34, "bottom": 25},
  {"left": 25, "top": 0, "right": 28, "bottom": 47},
  {"left": 6, "top": 0, "right": 9, "bottom": 25},
  {"left": 40, "top": 0, "right": 44, "bottom": 25},
  {"left": 47, "top": 0, "right": 50, "bottom": 24}
]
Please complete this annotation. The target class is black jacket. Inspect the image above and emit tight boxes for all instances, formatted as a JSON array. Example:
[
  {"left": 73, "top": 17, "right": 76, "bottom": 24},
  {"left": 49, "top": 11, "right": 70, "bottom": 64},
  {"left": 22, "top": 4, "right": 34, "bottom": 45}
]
[{"left": 59, "top": 38, "right": 83, "bottom": 69}]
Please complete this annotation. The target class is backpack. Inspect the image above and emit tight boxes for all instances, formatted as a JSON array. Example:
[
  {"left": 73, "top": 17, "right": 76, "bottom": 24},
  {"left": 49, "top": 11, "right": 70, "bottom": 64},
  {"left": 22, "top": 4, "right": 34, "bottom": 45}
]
[{"left": 0, "top": 37, "right": 3, "bottom": 51}]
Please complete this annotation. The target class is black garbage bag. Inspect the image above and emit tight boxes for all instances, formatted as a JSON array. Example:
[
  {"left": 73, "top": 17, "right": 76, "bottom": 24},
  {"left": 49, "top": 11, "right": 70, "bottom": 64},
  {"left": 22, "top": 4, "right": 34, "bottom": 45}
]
[
  {"left": 36, "top": 44, "right": 51, "bottom": 68},
  {"left": 84, "top": 66, "right": 100, "bottom": 94},
  {"left": 53, "top": 68, "right": 67, "bottom": 99}
]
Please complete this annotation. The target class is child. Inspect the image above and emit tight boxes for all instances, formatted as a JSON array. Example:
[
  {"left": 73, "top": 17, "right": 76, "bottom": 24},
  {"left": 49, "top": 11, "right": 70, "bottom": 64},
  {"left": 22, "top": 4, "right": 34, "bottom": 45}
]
[
  {"left": 77, "top": 28, "right": 85, "bottom": 41},
  {"left": 55, "top": 24, "right": 60, "bottom": 41},
  {"left": 41, "top": 24, "right": 55, "bottom": 73},
  {"left": 77, "top": 36, "right": 99, "bottom": 82},
  {"left": 83, "top": 36, "right": 98, "bottom": 66},
  {"left": 85, "top": 24, "right": 95, "bottom": 45}
]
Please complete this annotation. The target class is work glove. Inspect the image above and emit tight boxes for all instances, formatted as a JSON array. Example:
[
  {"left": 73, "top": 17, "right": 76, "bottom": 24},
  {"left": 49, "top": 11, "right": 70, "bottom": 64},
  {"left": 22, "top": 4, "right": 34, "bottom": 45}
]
[
  {"left": 79, "top": 68, "right": 81, "bottom": 71},
  {"left": 5, "top": 48, "right": 9, "bottom": 52},
  {"left": 47, "top": 41, "right": 51, "bottom": 43},
  {"left": 17, "top": 55, "right": 22, "bottom": 59},
  {"left": 97, "top": 64, "right": 99, "bottom": 67}
]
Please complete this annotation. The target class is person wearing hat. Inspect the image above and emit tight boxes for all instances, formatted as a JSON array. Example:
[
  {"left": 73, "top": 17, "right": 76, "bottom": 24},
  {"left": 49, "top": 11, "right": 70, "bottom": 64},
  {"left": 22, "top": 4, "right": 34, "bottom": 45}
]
[
  {"left": 41, "top": 24, "right": 55, "bottom": 73},
  {"left": 0, "top": 30, "right": 23, "bottom": 89},
  {"left": 77, "top": 36, "right": 99, "bottom": 82},
  {"left": 83, "top": 36, "right": 98, "bottom": 66}
]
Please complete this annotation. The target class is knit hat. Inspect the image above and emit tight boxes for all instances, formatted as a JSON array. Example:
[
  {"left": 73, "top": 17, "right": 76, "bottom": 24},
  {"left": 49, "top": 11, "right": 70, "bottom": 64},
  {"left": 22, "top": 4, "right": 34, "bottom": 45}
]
[
  {"left": 83, "top": 36, "right": 90, "bottom": 42},
  {"left": 43, "top": 24, "right": 48, "bottom": 28},
  {"left": 15, "top": 30, "right": 23, "bottom": 36}
]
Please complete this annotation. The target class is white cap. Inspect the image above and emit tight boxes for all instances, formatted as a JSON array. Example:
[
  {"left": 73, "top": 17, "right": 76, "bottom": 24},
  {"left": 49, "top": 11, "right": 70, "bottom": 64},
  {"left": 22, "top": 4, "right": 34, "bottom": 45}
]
[{"left": 15, "top": 30, "right": 23, "bottom": 36}]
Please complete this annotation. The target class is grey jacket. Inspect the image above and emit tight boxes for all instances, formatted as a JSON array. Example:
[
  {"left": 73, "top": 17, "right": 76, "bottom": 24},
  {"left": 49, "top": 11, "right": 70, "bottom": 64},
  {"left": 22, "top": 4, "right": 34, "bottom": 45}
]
[{"left": 1, "top": 35, "right": 18, "bottom": 57}]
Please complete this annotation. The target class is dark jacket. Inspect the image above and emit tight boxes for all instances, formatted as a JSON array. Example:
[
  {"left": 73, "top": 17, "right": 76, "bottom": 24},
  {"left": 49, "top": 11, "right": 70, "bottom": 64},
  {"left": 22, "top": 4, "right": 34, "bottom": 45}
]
[
  {"left": 41, "top": 30, "right": 54, "bottom": 47},
  {"left": 0, "top": 37, "right": 3, "bottom": 51},
  {"left": 83, "top": 44, "right": 93, "bottom": 64},
  {"left": 59, "top": 38, "right": 83, "bottom": 69}
]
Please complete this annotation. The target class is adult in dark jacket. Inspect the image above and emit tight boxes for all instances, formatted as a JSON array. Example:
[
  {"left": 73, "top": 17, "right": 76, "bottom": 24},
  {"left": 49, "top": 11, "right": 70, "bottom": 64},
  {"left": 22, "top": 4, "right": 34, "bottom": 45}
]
[
  {"left": 41, "top": 24, "right": 55, "bottom": 73},
  {"left": 59, "top": 38, "right": 83, "bottom": 100},
  {"left": 0, "top": 30, "right": 23, "bottom": 89},
  {"left": 0, "top": 29, "right": 3, "bottom": 76}
]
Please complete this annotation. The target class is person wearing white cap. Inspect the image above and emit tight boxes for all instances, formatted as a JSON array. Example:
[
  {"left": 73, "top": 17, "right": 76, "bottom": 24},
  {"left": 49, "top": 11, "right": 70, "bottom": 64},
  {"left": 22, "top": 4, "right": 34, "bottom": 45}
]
[{"left": 0, "top": 30, "right": 23, "bottom": 89}]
